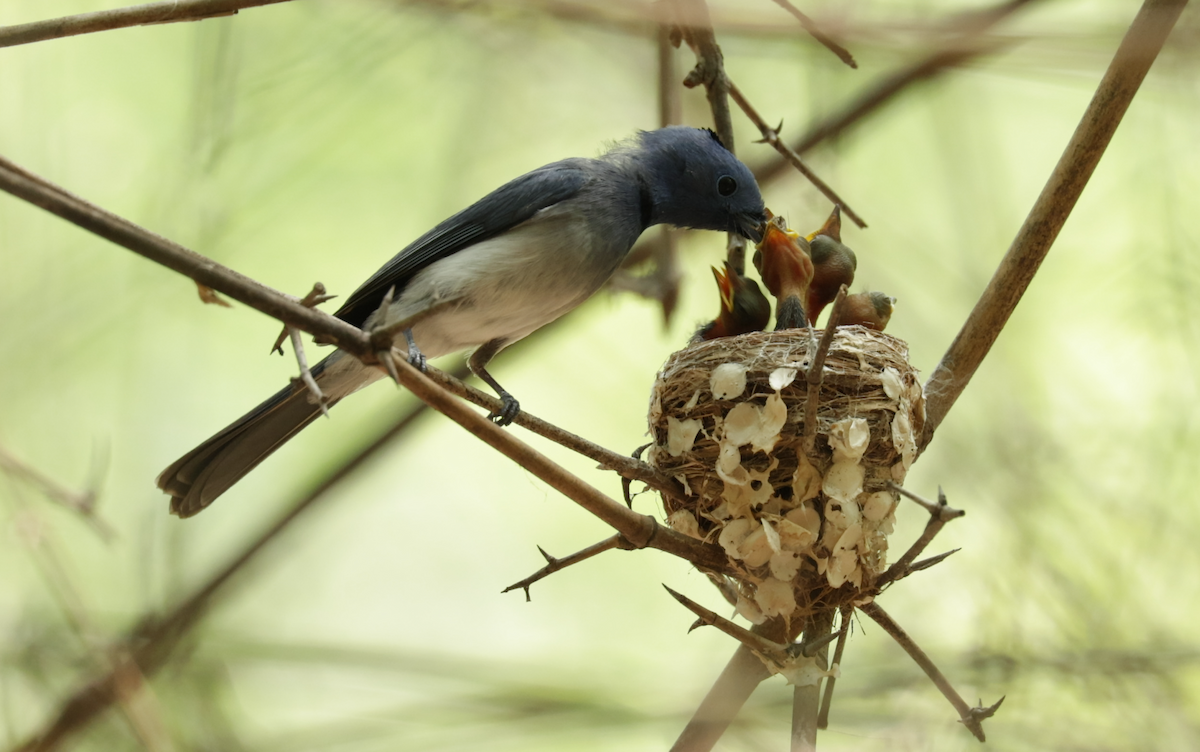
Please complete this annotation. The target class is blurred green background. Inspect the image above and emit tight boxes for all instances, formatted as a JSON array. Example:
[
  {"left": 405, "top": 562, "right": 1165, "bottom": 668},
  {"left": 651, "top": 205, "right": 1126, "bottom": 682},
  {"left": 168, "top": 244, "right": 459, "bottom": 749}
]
[{"left": 2, "top": 0, "right": 1199, "bottom": 749}]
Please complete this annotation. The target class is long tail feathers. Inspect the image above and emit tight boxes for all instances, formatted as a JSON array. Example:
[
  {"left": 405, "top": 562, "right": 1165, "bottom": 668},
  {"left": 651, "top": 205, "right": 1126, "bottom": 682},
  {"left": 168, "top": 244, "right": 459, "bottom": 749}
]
[{"left": 158, "top": 365, "right": 338, "bottom": 518}]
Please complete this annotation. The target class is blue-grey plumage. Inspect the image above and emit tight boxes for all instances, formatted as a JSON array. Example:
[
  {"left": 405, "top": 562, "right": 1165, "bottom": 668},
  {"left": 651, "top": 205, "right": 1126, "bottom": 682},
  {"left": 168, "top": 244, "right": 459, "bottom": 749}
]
[{"left": 159, "top": 126, "right": 765, "bottom": 517}]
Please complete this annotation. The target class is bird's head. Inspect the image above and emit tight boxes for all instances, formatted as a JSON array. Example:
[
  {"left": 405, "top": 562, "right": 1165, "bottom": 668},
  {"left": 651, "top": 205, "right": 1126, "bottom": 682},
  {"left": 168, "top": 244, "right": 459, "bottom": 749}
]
[{"left": 634, "top": 127, "right": 765, "bottom": 242}]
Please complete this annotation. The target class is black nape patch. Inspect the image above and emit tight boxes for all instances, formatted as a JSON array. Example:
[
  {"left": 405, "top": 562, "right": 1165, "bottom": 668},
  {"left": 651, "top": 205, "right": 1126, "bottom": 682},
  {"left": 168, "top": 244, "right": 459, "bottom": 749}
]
[{"left": 703, "top": 127, "right": 730, "bottom": 152}]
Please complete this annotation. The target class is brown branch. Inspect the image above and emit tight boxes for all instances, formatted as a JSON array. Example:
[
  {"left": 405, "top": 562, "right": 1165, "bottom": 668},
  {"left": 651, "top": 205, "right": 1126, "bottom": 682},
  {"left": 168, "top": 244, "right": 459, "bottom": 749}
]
[
  {"left": 271, "top": 282, "right": 335, "bottom": 355},
  {"left": 875, "top": 484, "right": 963, "bottom": 589},
  {"left": 419, "top": 367, "right": 689, "bottom": 506},
  {"left": 860, "top": 601, "right": 1002, "bottom": 742},
  {"left": 919, "top": 0, "right": 1187, "bottom": 449},
  {"left": 0, "top": 0, "right": 291, "bottom": 48},
  {"left": 767, "top": 0, "right": 856, "bottom": 68},
  {"left": 0, "top": 444, "right": 113, "bottom": 542},
  {"left": 816, "top": 606, "right": 853, "bottom": 729},
  {"left": 802, "top": 286, "right": 849, "bottom": 455},
  {"left": 0, "top": 154, "right": 371, "bottom": 357},
  {"left": 791, "top": 609, "right": 834, "bottom": 752},
  {"left": 388, "top": 357, "right": 729, "bottom": 572},
  {"left": 664, "top": 587, "right": 793, "bottom": 662},
  {"left": 669, "top": 0, "right": 750, "bottom": 275},
  {"left": 670, "top": 618, "right": 798, "bottom": 752},
  {"left": 503, "top": 535, "right": 633, "bottom": 601},
  {"left": 0, "top": 150, "right": 712, "bottom": 565},
  {"left": 727, "top": 82, "right": 867, "bottom": 229},
  {"left": 753, "top": 0, "right": 1037, "bottom": 188}
]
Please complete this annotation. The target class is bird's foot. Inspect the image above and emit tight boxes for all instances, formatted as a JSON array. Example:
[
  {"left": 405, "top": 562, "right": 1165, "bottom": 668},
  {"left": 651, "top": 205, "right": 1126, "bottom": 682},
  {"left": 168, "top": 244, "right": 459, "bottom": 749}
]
[
  {"left": 404, "top": 330, "right": 427, "bottom": 372},
  {"left": 488, "top": 392, "right": 520, "bottom": 427}
]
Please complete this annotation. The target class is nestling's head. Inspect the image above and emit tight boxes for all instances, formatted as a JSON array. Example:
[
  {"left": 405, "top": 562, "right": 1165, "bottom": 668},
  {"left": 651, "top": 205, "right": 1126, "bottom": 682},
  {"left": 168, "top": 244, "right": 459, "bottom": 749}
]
[{"left": 630, "top": 127, "right": 765, "bottom": 241}]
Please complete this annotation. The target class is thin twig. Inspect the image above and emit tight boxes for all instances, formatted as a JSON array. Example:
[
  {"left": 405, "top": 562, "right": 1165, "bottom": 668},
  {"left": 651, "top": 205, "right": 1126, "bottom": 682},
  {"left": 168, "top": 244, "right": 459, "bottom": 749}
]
[
  {"left": 802, "top": 286, "right": 849, "bottom": 455},
  {"left": 0, "top": 445, "right": 113, "bottom": 541},
  {"left": 502, "top": 535, "right": 633, "bottom": 601},
  {"left": 920, "top": 0, "right": 1186, "bottom": 449},
  {"left": 727, "top": 82, "right": 867, "bottom": 229},
  {"left": 271, "top": 282, "right": 335, "bottom": 355},
  {"left": 817, "top": 605, "right": 853, "bottom": 729},
  {"left": 669, "top": 0, "right": 749, "bottom": 275},
  {"left": 767, "top": 0, "right": 856, "bottom": 68},
  {"left": 419, "top": 367, "right": 689, "bottom": 506},
  {"left": 390, "top": 356, "right": 729, "bottom": 571},
  {"left": 664, "top": 586, "right": 792, "bottom": 663},
  {"left": 876, "top": 484, "right": 963, "bottom": 588},
  {"left": 0, "top": 151, "right": 714, "bottom": 568},
  {"left": 287, "top": 328, "right": 329, "bottom": 417},
  {"left": 753, "top": 0, "right": 1038, "bottom": 188},
  {"left": 0, "top": 154, "right": 370, "bottom": 356},
  {"left": 860, "top": 601, "right": 1001, "bottom": 742},
  {"left": 791, "top": 609, "right": 834, "bottom": 752},
  {"left": 0, "top": 0, "right": 290, "bottom": 48}
]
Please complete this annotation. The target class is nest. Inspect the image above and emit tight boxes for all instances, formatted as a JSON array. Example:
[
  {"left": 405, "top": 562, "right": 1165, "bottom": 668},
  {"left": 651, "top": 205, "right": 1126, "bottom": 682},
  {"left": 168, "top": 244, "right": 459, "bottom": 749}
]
[{"left": 647, "top": 327, "right": 925, "bottom": 626}]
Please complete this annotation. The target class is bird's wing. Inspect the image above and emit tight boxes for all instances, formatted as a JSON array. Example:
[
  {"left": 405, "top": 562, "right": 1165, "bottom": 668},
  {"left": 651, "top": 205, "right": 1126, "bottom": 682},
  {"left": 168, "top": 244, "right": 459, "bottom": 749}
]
[{"left": 334, "top": 160, "right": 591, "bottom": 327}]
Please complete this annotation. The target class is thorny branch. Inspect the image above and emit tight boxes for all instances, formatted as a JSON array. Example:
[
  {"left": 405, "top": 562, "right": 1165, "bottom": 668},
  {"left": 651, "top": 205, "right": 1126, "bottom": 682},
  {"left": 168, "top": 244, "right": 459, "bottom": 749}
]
[
  {"left": 860, "top": 601, "right": 1004, "bottom": 742},
  {"left": 664, "top": 587, "right": 794, "bottom": 664},
  {"left": 767, "top": 0, "right": 856, "bottom": 69},
  {"left": 816, "top": 606, "right": 853, "bottom": 729},
  {"left": 920, "top": 0, "right": 1188, "bottom": 449},
  {"left": 876, "top": 484, "right": 964, "bottom": 589},
  {"left": 791, "top": 609, "right": 834, "bottom": 752},
  {"left": 0, "top": 0, "right": 291, "bottom": 48},
  {"left": 503, "top": 535, "right": 634, "bottom": 601},
  {"left": 753, "top": 0, "right": 1038, "bottom": 187},
  {"left": 726, "top": 81, "right": 867, "bottom": 229},
  {"left": 0, "top": 151, "right": 727, "bottom": 563},
  {"left": 802, "top": 286, "right": 849, "bottom": 455},
  {"left": 668, "top": 0, "right": 749, "bottom": 276}
]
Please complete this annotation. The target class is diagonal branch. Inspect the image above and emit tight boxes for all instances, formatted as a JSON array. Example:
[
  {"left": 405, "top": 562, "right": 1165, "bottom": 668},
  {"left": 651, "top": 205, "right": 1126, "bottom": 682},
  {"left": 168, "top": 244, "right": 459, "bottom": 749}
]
[
  {"left": 503, "top": 535, "right": 633, "bottom": 601},
  {"left": 726, "top": 83, "right": 867, "bottom": 229},
  {"left": 668, "top": 0, "right": 750, "bottom": 276},
  {"left": 767, "top": 0, "right": 856, "bottom": 69},
  {"left": 0, "top": 0, "right": 291, "bottom": 48},
  {"left": 753, "top": 0, "right": 1038, "bottom": 187},
  {"left": 860, "top": 601, "right": 1002, "bottom": 742},
  {"left": 0, "top": 154, "right": 370, "bottom": 356},
  {"left": 920, "top": 0, "right": 1188, "bottom": 449}
]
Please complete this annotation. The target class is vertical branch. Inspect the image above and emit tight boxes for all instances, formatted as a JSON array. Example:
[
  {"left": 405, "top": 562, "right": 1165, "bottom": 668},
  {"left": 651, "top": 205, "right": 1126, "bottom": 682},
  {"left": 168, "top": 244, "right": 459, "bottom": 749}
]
[
  {"left": 790, "top": 610, "right": 834, "bottom": 752},
  {"left": 669, "top": 0, "right": 749, "bottom": 274},
  {"left": 920, "top": 0, "right": 1187, "bottom": 449}
]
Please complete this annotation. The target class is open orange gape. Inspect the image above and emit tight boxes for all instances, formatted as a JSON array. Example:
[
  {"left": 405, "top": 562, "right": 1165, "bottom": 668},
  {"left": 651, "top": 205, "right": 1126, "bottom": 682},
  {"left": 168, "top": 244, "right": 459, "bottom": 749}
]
[{"left": 648, "top": 326, "right": 925, "bottom": 628}]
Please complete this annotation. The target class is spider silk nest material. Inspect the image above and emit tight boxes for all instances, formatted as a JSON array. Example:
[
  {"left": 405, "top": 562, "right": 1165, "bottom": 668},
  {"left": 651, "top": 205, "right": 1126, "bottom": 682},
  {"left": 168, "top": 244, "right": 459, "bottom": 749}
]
[{"left": 648, "top": 327, "right": 925, "bottom": 629}]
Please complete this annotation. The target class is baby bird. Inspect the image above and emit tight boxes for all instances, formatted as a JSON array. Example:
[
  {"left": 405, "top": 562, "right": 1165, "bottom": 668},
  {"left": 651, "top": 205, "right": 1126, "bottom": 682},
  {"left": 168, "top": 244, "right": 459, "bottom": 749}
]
[
  {"left": 753, "top": 212, "right": 814, "bottom": 330},
  {"left": 840, "top": 291, "right": 896, "bottom": 332},
  {"left": 804, "top": 206, "right": 857, "bottom": 326},
  {"left": 694, "top": 262, "right": 771, "bottom": 341}
]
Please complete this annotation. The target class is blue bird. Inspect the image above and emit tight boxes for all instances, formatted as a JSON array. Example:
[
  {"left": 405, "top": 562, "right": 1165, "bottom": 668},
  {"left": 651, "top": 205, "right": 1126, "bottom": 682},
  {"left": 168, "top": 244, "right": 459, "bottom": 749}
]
[{"left": 158, "top": 126, "right": 766, "bottom": 517}]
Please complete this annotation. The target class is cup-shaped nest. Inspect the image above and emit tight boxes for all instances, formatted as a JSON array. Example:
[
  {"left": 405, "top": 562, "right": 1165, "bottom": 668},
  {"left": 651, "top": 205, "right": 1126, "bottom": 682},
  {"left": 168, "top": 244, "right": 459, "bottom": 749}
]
[{"left": 648, "top": 327, "right": 925, "bottom": 625}]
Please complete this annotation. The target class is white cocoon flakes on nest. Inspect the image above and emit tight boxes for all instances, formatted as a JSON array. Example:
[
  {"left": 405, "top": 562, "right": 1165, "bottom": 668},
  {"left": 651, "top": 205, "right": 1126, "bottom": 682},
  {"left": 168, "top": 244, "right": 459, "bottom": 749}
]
[{"left": 648, "top": 327, "right": 925, "bottom": 626}]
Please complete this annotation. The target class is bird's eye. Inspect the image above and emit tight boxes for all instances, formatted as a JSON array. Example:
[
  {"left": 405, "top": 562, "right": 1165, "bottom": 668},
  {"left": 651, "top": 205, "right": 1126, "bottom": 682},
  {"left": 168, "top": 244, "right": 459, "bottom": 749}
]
[{"left": 717, "top": 175, "right": 738, "bottom": 197}]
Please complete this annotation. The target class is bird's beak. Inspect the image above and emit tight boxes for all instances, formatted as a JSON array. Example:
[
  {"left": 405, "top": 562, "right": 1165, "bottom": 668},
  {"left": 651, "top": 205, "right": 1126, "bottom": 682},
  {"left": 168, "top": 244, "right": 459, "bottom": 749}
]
[
  {"left": 735, "top": 212, "right": 765, "bottom": 243},
  {"left": 712, "top": 264, "right": 735, "bottom": 311}
]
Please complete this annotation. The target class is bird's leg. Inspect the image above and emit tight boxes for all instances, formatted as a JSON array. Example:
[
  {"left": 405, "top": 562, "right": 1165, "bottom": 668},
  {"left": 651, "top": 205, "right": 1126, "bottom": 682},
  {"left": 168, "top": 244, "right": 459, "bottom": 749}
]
[
  {"left": 469, "top": 339, "right": 519, "bottom": 426},
  {"left": 404, "top": 330, "right": 427, "bottom": 372}
]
